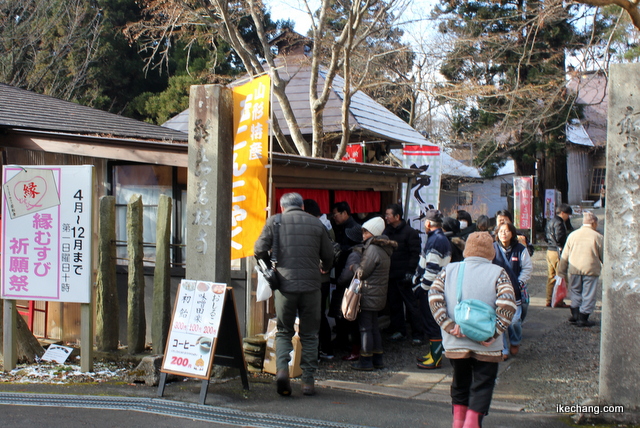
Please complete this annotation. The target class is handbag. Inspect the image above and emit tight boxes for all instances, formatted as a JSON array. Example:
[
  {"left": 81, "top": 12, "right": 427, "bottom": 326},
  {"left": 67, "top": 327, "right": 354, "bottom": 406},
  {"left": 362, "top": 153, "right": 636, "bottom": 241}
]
[
  {"left": 255, "top": 266, "right": 273, "bottom": 302},
  {"left": 453, "top": 263, "right": 496, "bottom": 342},
  {"left": 256, "top": 214, "right": 281, "bottom": 291},
  {"left": 551, "top": 276, "right": 567, "bottom": 308},
  {"left": 341, "top": 273, "right": 362, "bottom": 321}
]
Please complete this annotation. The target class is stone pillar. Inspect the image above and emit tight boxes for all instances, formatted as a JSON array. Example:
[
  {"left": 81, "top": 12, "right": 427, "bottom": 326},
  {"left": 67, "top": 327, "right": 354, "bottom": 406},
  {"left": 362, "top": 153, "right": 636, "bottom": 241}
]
[
  {"left": 598, "top": 63, "right": 640, "bottom": 422},
  {"left": 127, "top": 194, "right": 146, "bottom": 354},
  {"left": 152, "top": 195, "right": 172, "bottom": 354},
  {"left": 96, "top": 196, "right": 119, "bottom": 352},
  {"left": 185, "top": 85, "right": 233, "bottom": 285}
]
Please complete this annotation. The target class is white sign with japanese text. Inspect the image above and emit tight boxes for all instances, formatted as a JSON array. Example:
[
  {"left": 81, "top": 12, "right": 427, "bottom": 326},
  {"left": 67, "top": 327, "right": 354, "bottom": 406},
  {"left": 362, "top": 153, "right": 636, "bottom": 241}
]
[
  {"left": 1, "top": 165, "right": 94, "bottom": 303},
  {"left": 161, "top": 280, "right": 227, "bottom": 379}
]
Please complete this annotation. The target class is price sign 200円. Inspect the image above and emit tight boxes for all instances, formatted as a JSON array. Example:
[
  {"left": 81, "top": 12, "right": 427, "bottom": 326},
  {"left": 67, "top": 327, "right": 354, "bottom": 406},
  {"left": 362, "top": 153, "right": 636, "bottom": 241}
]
[{"left": 161, "top": 280, "right": 227, "bottom": 379}]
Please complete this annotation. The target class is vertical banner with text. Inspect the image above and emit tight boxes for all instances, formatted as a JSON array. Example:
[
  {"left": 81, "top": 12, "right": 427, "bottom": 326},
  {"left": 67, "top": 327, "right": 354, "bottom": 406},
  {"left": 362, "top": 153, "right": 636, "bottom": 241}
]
[
  {"left": 231, "top": 75, "right": 271, "bottom": 260},
  {"left": 2, "top": 165, "right": 94, "bottom": 303},
  {"left": 402, "top": 145, "right": 441, "bottom": 246},
  {"left": 514, "top": 176, "right": 534, "bottom": 229}
]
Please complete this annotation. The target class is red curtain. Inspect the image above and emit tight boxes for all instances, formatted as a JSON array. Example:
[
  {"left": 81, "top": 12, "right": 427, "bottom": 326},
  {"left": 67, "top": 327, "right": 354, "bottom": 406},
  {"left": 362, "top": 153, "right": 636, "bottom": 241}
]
[
  {"left": 334, "top": 190, "right": 380, "bottom": 214},
  {"left": 274, "top": 188, "right": 330, "bottom": 213}
]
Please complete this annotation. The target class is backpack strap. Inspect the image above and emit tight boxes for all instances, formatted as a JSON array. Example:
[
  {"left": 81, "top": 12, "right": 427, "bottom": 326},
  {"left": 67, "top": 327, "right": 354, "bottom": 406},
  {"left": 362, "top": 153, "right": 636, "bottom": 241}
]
[{"left": 271, "top": 213, "right": 282, "bottom": 268}]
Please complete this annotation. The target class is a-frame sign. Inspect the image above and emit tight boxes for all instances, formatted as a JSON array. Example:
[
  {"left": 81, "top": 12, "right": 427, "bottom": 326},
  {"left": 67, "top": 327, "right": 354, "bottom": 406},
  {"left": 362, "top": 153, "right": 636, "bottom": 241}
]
[{"left": 157, "top": 280, "right": 248, "bottom": 404}]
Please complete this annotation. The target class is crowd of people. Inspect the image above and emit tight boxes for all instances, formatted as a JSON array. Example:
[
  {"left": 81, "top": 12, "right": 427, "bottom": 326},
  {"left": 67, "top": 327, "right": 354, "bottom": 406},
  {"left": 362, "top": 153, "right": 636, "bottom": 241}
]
[{"left": 255, "top": 193, "right": 603, "bottom": 428}]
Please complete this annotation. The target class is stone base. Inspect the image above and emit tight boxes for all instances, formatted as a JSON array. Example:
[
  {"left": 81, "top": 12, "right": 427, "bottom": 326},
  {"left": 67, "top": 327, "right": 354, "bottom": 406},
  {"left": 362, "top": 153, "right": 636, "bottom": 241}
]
[
  {"left": 572, "top": 399, "right": 639, "bottom": 425},
  {"left": 125, "top": 355, "right": 179, "bottom": 386}
]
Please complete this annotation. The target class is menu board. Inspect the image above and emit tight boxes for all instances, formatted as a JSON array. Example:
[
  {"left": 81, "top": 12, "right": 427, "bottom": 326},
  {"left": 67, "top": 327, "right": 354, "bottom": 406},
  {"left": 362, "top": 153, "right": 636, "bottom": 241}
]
[{"left": 161, "top": 280, "right": 227, "bottom": 379}]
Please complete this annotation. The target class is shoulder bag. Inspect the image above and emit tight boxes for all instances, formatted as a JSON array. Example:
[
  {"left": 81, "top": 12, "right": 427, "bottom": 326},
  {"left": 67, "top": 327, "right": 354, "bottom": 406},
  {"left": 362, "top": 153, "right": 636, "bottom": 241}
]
[
  {"left": 257, "top": 214, "right": 281, "bottom": 291},
  {"left": 341, "top": 272, "right": 362, "bottom": 321},
  {"left": 453, "top": 262, "right": 496, "bottom": 342}
]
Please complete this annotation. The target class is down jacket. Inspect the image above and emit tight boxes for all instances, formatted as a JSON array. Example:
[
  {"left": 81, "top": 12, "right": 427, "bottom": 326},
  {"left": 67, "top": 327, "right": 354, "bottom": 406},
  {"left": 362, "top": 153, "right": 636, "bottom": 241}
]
[
  {"left": 352, "top": 235, "right": 397, "bottom": 311},
  {"left": 254, "top": 206, "right": 334, "bottom": 293}
]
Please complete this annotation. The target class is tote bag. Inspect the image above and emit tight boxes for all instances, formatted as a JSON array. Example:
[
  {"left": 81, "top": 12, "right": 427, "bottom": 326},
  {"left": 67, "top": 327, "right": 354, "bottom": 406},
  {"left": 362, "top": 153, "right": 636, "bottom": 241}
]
[{"left": 341, "top": 275, "right": 362, "bottom": 322}]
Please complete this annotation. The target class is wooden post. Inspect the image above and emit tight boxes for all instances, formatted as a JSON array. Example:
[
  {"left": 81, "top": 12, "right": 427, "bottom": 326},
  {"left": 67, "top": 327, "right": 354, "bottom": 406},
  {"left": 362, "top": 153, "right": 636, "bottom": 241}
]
[
  {"left": 185, "top": 85, "right": 233, "bottom": 285},
  {"left": 2, "top": 300, "right": 17, "bottom": 371},
  {"left": 81, "top": 303, "right": 93, "bottom": 372},
  {"left": 127, "top": 194, "right": 146, "bottom": 354},
  {"left": 96, "top": 195, "right": 119, "bottom": 351},
  {"left": 152, "top": 195, "right": 172, "bottom": 354}
]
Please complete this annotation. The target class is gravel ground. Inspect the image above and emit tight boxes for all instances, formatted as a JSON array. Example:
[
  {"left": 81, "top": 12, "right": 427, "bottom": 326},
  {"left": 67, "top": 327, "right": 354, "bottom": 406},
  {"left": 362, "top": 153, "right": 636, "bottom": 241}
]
[{"left": 0, "top": 250, "right": 601, "bottom": 415}]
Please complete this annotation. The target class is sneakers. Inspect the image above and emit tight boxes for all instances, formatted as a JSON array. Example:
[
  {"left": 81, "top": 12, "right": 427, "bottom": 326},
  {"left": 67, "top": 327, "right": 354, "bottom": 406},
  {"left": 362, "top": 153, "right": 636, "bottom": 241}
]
[
  {"left": 411, "top": 338, "right": 424, "bottom": 346},
  {"left": 389, "top": 332, "right": 407, "bottom": 342},
  {"left": 319, "top": 351, "right": 334, "bottom": 361}
]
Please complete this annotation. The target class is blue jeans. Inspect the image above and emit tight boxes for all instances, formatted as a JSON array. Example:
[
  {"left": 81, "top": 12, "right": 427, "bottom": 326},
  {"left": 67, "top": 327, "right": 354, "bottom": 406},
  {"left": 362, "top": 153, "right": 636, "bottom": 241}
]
[{"left": 503, "top": 305, "right": 522, "bottom": 353}]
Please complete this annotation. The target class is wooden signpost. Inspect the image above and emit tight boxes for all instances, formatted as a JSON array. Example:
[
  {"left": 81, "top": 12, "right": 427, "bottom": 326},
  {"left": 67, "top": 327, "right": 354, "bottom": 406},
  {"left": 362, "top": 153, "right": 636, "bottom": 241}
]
[{"left": 157, "top": 280, "right": 248, "bottom": 404}]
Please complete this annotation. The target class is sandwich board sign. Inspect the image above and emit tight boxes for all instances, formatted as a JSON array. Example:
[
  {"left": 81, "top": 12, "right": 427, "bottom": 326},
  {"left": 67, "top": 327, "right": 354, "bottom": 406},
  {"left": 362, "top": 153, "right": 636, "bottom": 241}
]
[{"left": 158, "top": 280, "right": 248, "bottom": 404}]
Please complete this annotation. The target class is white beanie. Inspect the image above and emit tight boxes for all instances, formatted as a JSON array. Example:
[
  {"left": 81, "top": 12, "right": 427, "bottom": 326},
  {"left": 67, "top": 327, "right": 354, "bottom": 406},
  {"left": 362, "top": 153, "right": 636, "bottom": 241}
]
[{"left": 362, "top": 217, "right": 385, "bottom": 237}]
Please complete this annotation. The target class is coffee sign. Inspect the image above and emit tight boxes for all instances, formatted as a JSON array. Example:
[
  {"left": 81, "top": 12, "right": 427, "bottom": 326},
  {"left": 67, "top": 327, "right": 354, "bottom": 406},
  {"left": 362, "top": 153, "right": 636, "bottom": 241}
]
[{"left": 161, "top": 280, "right": 227, "bottom": 379}]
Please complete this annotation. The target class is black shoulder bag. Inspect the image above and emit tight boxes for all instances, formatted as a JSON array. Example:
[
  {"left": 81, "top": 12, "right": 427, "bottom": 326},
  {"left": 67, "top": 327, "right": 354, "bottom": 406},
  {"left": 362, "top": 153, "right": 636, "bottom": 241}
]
[{"left": 258, "top": 214, "right": 281, "bottom": 290}]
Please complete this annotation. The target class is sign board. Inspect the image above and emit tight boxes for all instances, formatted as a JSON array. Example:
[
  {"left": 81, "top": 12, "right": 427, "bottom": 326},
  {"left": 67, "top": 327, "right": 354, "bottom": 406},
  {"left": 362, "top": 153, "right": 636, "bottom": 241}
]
[
  {"left": 1, "top": 165, "right": 94, "bottom": 303},
  {"left": 513, "top": 176, "right": 534, "bottom": 229},
  {"left": 161, "top": 280, "right": 227, "bottom": 380},
  {"left": 41, "top": 344, "right": 74, "bottom": 364}
]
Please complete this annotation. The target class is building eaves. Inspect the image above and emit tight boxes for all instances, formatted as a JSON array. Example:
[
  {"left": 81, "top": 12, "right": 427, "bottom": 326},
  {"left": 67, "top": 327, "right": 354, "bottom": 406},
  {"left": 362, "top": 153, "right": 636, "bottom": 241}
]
[{"left": 0, "top": 83, "right": 188, "bottom": 142}]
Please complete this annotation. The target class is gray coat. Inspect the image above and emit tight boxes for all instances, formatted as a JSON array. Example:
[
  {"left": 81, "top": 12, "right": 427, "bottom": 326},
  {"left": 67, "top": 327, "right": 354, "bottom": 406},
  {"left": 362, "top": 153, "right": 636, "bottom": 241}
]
[
  {"left": 254, "top": 206, "right": 334, "bottom": 293},
  {"left": 353, "top": 236, "right": 397, "bottom": 311}
]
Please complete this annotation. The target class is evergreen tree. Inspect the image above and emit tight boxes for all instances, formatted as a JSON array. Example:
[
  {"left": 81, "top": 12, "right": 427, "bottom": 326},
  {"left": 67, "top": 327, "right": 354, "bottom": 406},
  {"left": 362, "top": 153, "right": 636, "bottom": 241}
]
[{"left": 434, "top": 0, "right": 586, "bottom": 206}]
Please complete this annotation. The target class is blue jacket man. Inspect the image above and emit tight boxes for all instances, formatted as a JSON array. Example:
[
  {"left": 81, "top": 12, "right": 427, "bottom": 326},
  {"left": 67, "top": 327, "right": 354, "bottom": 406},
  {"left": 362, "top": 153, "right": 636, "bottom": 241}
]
[{"left": 413, "top": 209, "right": 452, "bottom": 369}]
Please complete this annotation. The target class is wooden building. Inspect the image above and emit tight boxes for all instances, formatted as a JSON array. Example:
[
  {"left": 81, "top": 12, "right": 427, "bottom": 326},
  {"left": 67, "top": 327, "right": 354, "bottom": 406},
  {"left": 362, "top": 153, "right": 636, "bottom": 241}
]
[{"left": 0, "top": 82, "right": 420, "bottom": 343}]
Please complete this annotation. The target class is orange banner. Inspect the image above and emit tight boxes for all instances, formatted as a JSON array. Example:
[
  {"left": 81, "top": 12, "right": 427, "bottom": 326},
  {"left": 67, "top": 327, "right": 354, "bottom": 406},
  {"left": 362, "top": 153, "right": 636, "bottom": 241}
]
[{"left": 231, "top": 75, "right": 270, "bottom": 260}]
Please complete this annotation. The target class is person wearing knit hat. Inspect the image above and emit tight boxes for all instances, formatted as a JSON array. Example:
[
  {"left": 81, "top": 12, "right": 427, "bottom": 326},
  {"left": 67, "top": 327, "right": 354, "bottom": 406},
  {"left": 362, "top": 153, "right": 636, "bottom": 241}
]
[
  {"left": 349, "top": 217, "right": 397, "bottom": 371},
  {"left": 362, "top": 217, "right": 385, "bottom": 237},
  {"left": 557, "top": 211, "right": 603, "bottom": 327},
  {"left": 414, "top": 208, "right": 452, "bottom": 370},
  {"left": 462, "top": 231, "right": 496, "bottom": 260},
  {"left": 428, "top": 231, "right": 516, "bottom": 427}
]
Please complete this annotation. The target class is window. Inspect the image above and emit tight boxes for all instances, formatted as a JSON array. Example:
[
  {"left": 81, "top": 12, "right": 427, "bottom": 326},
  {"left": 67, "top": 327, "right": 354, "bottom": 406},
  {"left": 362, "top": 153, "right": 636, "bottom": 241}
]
[
  {"left": 112, "top": 164, "right": 186, "bottom": 267},
  {"left": 590, "top": 168, "right": 606, "bottom": 195},
  {"left": 500, "top": 183, "right": 513, "bottom": 197},
  {"left": 458, "top": 191, "right": 473, "bottom": 205}
]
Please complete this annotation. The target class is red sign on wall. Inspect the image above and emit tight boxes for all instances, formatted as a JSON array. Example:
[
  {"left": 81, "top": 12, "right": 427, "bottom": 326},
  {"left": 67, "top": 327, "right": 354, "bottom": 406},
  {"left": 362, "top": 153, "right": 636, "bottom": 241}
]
[
  {"left": 342, "top": 145, "right": 363, "bottom": 163},
  {"left": 514, "top": 176, "right": 534, "bottom": 229}
]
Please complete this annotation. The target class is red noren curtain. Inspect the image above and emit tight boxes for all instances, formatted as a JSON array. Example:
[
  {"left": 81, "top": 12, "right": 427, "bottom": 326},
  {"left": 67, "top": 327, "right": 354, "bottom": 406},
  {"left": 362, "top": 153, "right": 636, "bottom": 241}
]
[
  {"left": 334, "top": 190, "right": 380, "bottom": 214},
  {"left": 274, "top": 189, "right": 330, "bottom": 213}
]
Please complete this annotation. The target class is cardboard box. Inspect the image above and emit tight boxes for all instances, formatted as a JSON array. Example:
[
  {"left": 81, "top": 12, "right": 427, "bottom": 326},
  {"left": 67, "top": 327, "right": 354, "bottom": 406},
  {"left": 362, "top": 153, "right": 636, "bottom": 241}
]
[{"left": 262, "top": 318, "right": 302, "bottom": 378}]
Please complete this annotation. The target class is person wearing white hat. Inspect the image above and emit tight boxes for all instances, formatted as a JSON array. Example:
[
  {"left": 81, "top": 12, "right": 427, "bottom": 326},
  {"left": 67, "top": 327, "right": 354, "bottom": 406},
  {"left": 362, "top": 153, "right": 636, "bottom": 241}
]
[{"left": 349, "top": 216, "right": 397, "bottom": 370}]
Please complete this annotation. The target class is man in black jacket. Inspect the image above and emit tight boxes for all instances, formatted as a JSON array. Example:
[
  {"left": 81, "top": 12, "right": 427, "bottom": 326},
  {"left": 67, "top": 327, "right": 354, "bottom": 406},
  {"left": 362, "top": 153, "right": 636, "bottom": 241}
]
[
  {"left": 383, "top": 204, "right": 424, "bottom": 344},
  {"left": 545, "top": 204, "right": 574, "bottom": 307},
  {"left": 255, "top": 193, "right": 334, "bottom": 397}
]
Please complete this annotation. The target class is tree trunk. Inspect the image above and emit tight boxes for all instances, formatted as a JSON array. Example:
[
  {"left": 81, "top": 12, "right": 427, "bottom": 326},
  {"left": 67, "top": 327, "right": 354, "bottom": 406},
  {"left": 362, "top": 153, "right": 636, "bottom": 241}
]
[{"left": 0, "top": 303, "right": 45, "bottom": 365}]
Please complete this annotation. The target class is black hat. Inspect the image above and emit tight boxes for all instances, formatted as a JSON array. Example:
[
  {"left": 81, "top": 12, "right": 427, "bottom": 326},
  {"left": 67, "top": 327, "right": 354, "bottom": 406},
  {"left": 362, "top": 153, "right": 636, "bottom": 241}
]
[
  {"left": 345, "top": 224, "right": 363, "bottom": 244},
  {"left": 442, "top": 217, "right": 460, "bottom": 234},
  {"left": 424, "top": 209, "right": 443, "bottom": 223}
]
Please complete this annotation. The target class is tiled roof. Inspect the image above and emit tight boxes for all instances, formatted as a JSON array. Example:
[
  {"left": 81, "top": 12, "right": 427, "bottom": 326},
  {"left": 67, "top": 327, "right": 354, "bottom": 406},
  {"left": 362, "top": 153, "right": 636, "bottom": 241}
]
[
  {"left": 566, "top": 72, "right": 607, "bottom": 148},
  {"left": 0, "top": 83, "right": 188, "bottom": 142},
  {"left": 163, "top": 54, "right": 438, "bottom": 148}
]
